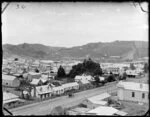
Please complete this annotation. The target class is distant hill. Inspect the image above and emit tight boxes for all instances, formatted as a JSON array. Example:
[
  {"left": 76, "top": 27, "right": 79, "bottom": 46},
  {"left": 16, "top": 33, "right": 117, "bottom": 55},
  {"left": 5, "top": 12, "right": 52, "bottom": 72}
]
[{"left": 2, "top": 41, "right": 148, "bottom": 61}]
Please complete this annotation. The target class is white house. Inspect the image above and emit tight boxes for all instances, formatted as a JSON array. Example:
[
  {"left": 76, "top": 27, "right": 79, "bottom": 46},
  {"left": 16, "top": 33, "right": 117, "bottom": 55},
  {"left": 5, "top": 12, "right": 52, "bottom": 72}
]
[
  {"left": 52, "top": 86, "right": 65, "bottom": 95},
  {"left": 117, "top": 81, "right": 149, "bottom": 103},
  {"left": 28, "top": 72, "right": 41, "bottom": 81},
  {"left": 87, "top": 93, "right": 111, "bottom": 106},
  {"left": 2, "top": 75, "right": 20, "bottom": 87},
  {"left": 31, "top": 84, "right": 53, "bottom": 99},
  {"left": 30, "top": 79, "right": 43, "bottom": 86},
  {"left": 86, "top": 106, "right": 119, "bottom": 115},
  {"left": 98, "top": 77, "right": 105, "bottom": 81},
  {"left": 75, "top": 74, "right": 94, "bottom": 82},
  {"left": 126, "top": 70, "right": 139, "bottom": 78},
  {"left": 3, "top": 92, "right": 25, "bottom": 108},
  {"left": 62, "top": 82, "right": 79, "bottom": 92}
]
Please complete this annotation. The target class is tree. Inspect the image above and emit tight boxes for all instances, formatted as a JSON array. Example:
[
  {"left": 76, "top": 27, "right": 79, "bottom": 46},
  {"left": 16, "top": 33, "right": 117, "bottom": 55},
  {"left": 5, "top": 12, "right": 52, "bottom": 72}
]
[
  {"left": 122, "top": 72, "right": 127, "bottom": 80},
  {"left": 93, "top": 64, "right": 103, "bottom": 76},
  {"left": 143, "top": 63, "right": 148, "bottom": 73},
  {"left": 35, "top": 68, "right": 39, "bottom": 73},
  {"left": 107, "top": 72, "right": 115, "bottom": 82},
  {"left": 94, "top": 76, "right": 100, "bottom": 85},
  {"left": 14, "top": 58, "right": 18, "bottom": 61},
  {"left": 130, "top": 63, "right": 136, "bottom": 70},
  {"left": 69, "top": 58, "right": 103, "bottom": 78},
  {"left": 57, "top": 65, "right": 66, "bottom": 78}
]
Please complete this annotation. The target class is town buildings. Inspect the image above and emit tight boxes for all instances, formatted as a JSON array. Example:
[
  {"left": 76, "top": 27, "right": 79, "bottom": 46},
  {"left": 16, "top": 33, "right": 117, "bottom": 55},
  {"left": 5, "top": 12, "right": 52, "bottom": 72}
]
[
  {"left": 3, "top": 92, "right": 24, "bottom": 108},
  {"left": 2, "top": 75, "right": 20, "bottom": 87},
  {"left": 117, "top": 81, "right": 149, "bottom": 103}
]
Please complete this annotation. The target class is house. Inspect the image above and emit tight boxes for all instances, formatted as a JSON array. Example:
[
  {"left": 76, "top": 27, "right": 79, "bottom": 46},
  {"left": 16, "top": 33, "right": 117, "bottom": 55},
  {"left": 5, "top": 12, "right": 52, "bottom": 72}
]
[
  {"left": 40, "top": 78, "right": 49, "bottom": 85},
  {"left": 81, "top": 93, "right": 111, "bottom": 109},
  {"left": 2, "top": 75, "right": 20, "bottom": 87},
  {"left": 75, "top": 74, "right": 94, "bottom": 82},
  {"left": 95, "top": 76, "right": 105, "bottom": 82},
  {"left": 86, "top": 106, "right": 119, "bottom": 115},
  {"left": 67, "top": 107, "right": 90, "bottom": 115},
  {"left": 77, "top": 80, "right": 91, "bottom": 90},
  {"left": 117, "top": 81, "right": 149, "bottom": 103},
  {"left": 40, "top": 60, "right": 53, "bottom": 71},
  {"left": 30, "top": 79, "right": 43, "bottom": 86},
  {"left": 87, "top": 93, "right": 111, "bottom": 105},
  {"left": 107, "top": 67, "right": 120, "bottom": 75},
  {"left": 126, "top": 70, "right": 139, "bottom": 78},
  {"left": 3, "top": 92, "right": 25, "bottom": 108},
  {"left": 82, "top": 99, "right": 100, "bottom": 109},
  {"left": 28, "top": 72, "right": 41, "bottom": 81},
  {"left": 62, "top": 82, "right": 79, "bottom": 92},
  {"left": 52, "top": 80, "right": 63, "bottom": 86},
  {"left": 31, "top": 84, "right": 53, "bottom": 99},
  {"left": 52, "top": 86, "right": 65, "bottom": 96}
]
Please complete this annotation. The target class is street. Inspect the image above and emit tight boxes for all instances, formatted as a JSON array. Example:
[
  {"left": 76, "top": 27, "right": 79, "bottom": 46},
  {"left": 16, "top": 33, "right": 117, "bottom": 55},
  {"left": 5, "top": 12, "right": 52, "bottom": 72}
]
[{"left": 10, "top": 81, "right": 118, "bottom": 115}]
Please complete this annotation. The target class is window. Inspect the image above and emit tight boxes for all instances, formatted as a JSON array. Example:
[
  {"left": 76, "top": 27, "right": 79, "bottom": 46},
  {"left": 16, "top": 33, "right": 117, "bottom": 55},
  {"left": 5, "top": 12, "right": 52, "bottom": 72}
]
[
  {"left": 142, "top": 93, "right": 145, "bottom": 99},
  {"left": 40, "top": 87, "right": 42, "bottom": 91},
  {"left": 132, "top": 92, "right": 135, "bottom": 97}
]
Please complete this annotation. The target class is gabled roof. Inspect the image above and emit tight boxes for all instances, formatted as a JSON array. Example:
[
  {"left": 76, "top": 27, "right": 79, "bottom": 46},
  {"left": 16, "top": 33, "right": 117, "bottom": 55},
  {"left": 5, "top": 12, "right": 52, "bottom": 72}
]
[
  {"left": 62, "top": 82, "right": 79, "bottom": 88},
  {"left": 88, "top": 93, "right": 110, "bottom": 103},
  {"left": 79, "top": 80, "right": 90, "bottom": 84},
  {"left": 2, "top": 75, "right": 17, "bottom": 81},
  {"left": 115, "top": 110, "right": 128, "bottom": 116},
  {"left": 3, "top": 92, "right": 19, "bottom": 101},
  {"left": 53, "top": 86, "right": 64, "bottom": 91},
  {"left": 28, "top": 72, "right": 41, "bottom": 76},
  {"left": 117, "top": 81, "right": 149, "bottom": 92},
  {"left": 99, "top": 77, "right": 105, "bottom": 81},
  {"left": 126, "top": 70, "right": 139, "bottom": 76},
  {"left": 86, "top": 106, "right": 119, "bottom": 115},
  {"left": 40, "top": 78, "right": 47, "bottom": 83},
  {"left": 36, "top": 85, "right": 52, "bottom": 94},
  {"left": 30, "top": 79, "right": 42, "bottom": 85},
  {"left": 40, "top": 60, "right": 53, "bottom": 64},
  {"left": 75, "top": 75, "right": 82, "bottom": 79},
  {"left": 71, "top": 107, "right": 90, "bottom": 114},
  {"left": 75, "top": 75, "right": 93, "bottom": 81}
]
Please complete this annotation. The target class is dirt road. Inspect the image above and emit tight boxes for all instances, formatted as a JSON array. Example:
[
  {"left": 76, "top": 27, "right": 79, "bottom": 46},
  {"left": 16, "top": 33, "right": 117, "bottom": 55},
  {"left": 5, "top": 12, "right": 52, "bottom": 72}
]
[{"left": 10, "top": 82, "right": 118, "bottom": 115}]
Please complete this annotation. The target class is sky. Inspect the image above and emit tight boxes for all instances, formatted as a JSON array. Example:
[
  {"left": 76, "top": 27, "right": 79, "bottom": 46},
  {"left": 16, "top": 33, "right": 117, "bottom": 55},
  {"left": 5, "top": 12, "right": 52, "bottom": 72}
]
[{"left": 2, "top": 2, "right": 148, "bottom": 47}]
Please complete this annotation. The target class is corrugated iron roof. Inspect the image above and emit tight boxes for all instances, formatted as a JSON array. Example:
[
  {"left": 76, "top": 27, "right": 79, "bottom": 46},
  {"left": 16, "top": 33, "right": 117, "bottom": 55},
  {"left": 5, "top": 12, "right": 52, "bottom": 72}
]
[
  {"left": 3, "top": 92, "right": 19, "bottom": 101},
  {"left": 117, "top": 81, "right": 149, "bottom": 92},
  {"left": 86, "top": 106, "right": 119, "bottom": 115},
  {"left": 62, "top": 82, "right": 79, "bottom": 88},
  {"left": 88, "top": 93, "right": 110, "bottom": 103},
  {"left": 2, "top": 74, "right": 17, "bottom": 81}
]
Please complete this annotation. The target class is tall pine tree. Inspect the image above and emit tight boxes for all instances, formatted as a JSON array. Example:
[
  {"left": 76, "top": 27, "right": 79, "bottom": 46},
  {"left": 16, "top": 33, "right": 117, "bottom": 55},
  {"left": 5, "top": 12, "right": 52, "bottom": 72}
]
[{"left": 57, "top": 65, "right": 66, "bottom": 78}]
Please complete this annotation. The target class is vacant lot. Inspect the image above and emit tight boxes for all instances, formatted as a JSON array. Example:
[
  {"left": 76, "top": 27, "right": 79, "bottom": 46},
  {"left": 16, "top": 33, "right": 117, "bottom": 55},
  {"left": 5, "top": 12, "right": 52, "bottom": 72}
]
[{"left": 120, "top": 101, "right": 149, "bottom": 116}]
